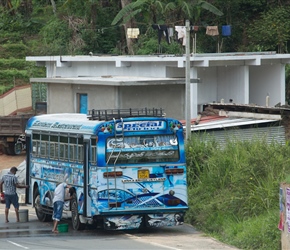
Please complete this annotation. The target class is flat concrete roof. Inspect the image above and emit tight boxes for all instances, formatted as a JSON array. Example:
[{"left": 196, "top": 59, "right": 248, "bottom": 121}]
[
  {"left": 26, "top": 52, "right": 290, "bottom": 68},
  {"left": 29, "top": 76, "right": 189, "bottom": 86}
]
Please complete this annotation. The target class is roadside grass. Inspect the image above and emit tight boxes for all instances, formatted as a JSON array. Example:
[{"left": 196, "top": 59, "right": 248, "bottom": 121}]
[{"left": 185, "top": 133, "right": 289, "bottom": 250}]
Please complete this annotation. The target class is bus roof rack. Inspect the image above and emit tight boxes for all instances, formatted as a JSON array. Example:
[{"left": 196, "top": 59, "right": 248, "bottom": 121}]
[{"left": 87, "top": 108, "right": 165, "bottom": 121}]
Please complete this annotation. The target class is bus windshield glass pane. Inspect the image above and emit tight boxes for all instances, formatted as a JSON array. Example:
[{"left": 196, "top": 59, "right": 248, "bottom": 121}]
[{"left": 106, "top": 135, "right": 179, "bottom": 164}]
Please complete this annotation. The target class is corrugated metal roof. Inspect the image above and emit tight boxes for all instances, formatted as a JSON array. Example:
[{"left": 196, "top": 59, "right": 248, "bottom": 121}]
[
  {"left": 180, "top": 116, "right": 278, "bottom": 131},
  {"left": 194, "top": 126, "right": 285, "bottom": 146},
  {"left": 180, "top": 115, "right": 285, "bottom": 145}
]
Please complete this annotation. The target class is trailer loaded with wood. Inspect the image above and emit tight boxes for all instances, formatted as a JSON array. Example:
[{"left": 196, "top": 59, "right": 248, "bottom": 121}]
[{"left": 0, "top": 115, "right": 32, "bottom": 155}]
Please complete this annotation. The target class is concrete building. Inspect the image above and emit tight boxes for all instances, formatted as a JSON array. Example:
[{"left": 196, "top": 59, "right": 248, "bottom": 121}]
[{"left": 26, "top": 52, "right": 290, "bottom": 120}]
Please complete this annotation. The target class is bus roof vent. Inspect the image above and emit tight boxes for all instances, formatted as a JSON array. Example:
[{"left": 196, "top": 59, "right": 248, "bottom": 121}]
[{"left": 87, "top": 108, "right": 165, "bottom": 121}]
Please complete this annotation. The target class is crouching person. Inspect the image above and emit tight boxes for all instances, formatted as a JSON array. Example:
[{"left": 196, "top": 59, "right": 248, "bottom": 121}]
[{"left": 52, "top": 182, "right": 72, "bottom": 233}]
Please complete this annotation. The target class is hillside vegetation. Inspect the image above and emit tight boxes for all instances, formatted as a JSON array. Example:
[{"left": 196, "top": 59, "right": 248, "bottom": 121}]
[
  {"left": 186, "top": 134, "right": 289, "bottom": 250},
  {"left": 1, "top": 1, "right": 290, "bottom": 99}
]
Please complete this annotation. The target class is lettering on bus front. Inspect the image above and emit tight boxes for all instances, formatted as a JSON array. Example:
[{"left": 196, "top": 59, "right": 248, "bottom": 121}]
[{"left": 115, "top": 121, "right": 166, "bottom": 131}]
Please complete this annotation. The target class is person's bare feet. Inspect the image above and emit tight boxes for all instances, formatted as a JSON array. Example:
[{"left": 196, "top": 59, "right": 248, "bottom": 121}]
[
  {"left": 52, "top": 230, "right": 59, "bottom": 233},
  {"left": 5, "top": 220, "right": 9, "bottom": 223}
]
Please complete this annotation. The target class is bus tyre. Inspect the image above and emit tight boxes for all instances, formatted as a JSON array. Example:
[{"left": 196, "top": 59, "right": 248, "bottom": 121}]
[
  {"left": 34, "top": 188, "right": 52, "bottom": 222},
  {"left": 71, "top": 193, "right": 85, "bottom": 230}
]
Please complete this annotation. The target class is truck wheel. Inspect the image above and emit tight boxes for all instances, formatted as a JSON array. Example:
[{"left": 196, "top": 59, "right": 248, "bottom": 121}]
[
  {"left": 1, "top": 145, "right": 8, "bottom": 155},
  {"left": 6, "top": 143, "right": 16, "bottom": 155},
  {"left": 34, "top": 188, "right": 52, "bottom": 222},
  {"left": 71, "top": 193, "right": 85, "bottom": 230}
]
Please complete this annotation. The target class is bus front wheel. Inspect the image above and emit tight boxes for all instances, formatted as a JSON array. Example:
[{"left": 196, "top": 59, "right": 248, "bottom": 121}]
[
  {"left": 71, "top": 193, "right": 85, "bottom": 230},
  {"left": 34, "top": 188, "right": 52, "bottom": 222}
]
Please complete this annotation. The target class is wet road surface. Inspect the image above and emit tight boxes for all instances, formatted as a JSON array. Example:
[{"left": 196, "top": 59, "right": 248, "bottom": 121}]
[{"left": 0, "top": 205, "right": 239, "bottom": 250}]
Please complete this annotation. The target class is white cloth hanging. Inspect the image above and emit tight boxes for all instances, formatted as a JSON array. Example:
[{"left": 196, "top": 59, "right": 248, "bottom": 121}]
[
  {"left": 175, "top": 26, "right": 186, "bottom": 46},
  {"left": 127, "top": 28, "right": 140, "bottom": 39}
]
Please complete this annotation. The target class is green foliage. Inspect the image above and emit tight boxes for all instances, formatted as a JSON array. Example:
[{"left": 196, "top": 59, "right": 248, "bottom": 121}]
[
  {"left": 185, "top": 134, "right": 289, "bottom": 249},
  {"left": 111, "top": 0, "right": 223, "bottom": 26},
  {"left": 221, "top": 211, "right": 280, "bottom": 250},
  {"left": 134, "top": 36, "right": 183, "bottom": 55},
  {"left": 39, "top": 17, "right": 71, "bottom": 55},
  {"left": 0, "top": 59, "right": 27, "bottom": 69},
  {"left": 0, "top": 84, "right": 13, "bottom": 95},
  {"left": 247, "top": 7, "right": 290, "bottom": 53},
  {"left": 1, "top": 43, "right": 30, "bottom": 58},
  {"left": 0, "top": 69, "right": 30, "bottom": 84}
]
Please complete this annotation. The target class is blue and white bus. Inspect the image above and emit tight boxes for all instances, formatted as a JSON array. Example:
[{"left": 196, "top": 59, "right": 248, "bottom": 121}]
[{"left": 25, "top": 108, "right": 188, "bottom": 230}]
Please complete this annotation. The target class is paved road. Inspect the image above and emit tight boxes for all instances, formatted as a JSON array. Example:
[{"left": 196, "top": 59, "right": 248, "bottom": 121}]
[{"left": 0, "top": 204, "right": 239, "bottom": 250}]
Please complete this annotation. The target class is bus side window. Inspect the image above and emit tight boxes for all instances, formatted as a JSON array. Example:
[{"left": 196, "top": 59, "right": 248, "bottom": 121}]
[
  {"left": 77, "top": 137, "right": 83, "bottom": 163},
  {"left": 90, "top": 138, "right": 97, "bottom": 164},
  {"left": 59, "top": 136, "right": 68, "bottom": 160},
  {"left": 32, "top": 133, "right": 40, "bottom": 156},
  {"left": 69, "top": 137, "right": 76, "bottom": 162},
  {"left": 40, "top": 134, "right": 49, "bottom": 157},
  {"left": 68, "top": 137, "right": 83, "bottom": 162},
  {"left": 50, "top": 135, "right": 58, "bottom": 159}
]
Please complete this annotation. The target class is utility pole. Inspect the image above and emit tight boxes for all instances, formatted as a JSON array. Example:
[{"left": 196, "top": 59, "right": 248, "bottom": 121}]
[{"left": 185, "top": 20, "right": 191, "bottom": 142}]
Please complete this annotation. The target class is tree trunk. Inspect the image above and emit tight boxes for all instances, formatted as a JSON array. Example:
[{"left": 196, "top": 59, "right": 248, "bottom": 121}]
[
  {"left": 90, "top": 3, "right": 97, "bottom": 28},
  {"left": 121, "top": 0, "right": 134, "bottom": 55}
]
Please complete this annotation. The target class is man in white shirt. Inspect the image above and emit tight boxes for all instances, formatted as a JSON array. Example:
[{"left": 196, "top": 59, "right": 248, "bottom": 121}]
[{"left": 52, "top": 182, "right": 72, "bottom": 233}]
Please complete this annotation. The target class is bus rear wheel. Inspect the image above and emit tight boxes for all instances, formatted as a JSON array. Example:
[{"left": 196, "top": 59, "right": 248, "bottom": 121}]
[
  {"left": 34, "top": 188, "right": 52, "bottom": 222},
  {"left": 71, "top": 193, "right": 85, "bottom": 230}
]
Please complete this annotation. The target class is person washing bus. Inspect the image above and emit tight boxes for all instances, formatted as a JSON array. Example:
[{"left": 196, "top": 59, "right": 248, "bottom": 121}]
[
  {"left": 0, "top": 166, "right": 29, "bottom": 223},
  {"left": 52, "top": 182, "right": 72, "bottom": 233}
]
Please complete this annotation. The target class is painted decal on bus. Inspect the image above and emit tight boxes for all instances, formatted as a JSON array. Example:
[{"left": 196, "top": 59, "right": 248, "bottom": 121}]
[{"left": 31, "top": 120, "right": 96, "bottom": 133}]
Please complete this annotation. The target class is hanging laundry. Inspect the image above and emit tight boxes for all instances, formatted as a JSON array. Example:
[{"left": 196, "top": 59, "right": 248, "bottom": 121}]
[
  {"left": 168, "top": 27, "right": 174, "bottom": 37},
  {"left": 193, "top": 26, "right": 199, "bottom": 32},
  {"left": 222, "top": 25, "right": 231, "bottom": 36},
  {"left": 127, "top": 28, "right": 140, "bottom": 39},
  {"left": 206, "top": 26, "right": 219, "bottom": 36},
  {"left": 152, "top": 24, "right": 170, "bottom": 44},
  {"left": 175, "top": 26, "right": 186, "bottom": 46}
]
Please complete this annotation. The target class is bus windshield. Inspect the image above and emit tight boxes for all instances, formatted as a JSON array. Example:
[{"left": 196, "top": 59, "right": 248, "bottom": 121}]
[{"left": 106, "top": 134, "right": 179, "bottom": 164}]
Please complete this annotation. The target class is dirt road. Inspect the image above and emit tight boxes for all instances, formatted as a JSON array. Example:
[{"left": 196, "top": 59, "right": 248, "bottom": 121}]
[{"left": 0, "top": 150, "right": 26, "bottom": 171}]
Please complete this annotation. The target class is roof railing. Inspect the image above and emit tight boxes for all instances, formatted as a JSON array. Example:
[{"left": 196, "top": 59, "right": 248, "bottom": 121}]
[{"left": 87, "top": 108, "right": 165, "bottom": 121}]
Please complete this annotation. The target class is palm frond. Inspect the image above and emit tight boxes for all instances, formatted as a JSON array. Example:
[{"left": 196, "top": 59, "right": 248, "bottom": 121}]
[
  {"left": 122, "top": 9, "right": 143, "bottom": 25},
  {"left": 111, "top": 2, "right": 136, "bottom": 26},
  {"left": 181, "top": 2, "right": 192, "bottom": 17},
  {"left": 155, "top": 1, "right": 165, "bottom": 12},
  {"left": 199, "top": 1, "right": 223, "bottom": 16},
  {"left": 164, "top": 2, "right": 176, "bottom": 12},
  {"left": 112, "top": 0, "right": 149, "bottom": 26}
]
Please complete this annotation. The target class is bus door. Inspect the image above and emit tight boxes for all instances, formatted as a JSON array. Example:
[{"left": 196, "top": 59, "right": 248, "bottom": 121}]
[{"left": 83, "top": 135, "right": 91, "bottom": 217}]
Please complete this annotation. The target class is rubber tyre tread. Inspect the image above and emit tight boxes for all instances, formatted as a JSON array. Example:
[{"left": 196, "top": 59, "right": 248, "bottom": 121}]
[
  {"left": 34, "top": 188, "right": 52, "bottom": 222},
  {"left": 71, "top": 193, "right": 85, "bottom": 230}
]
